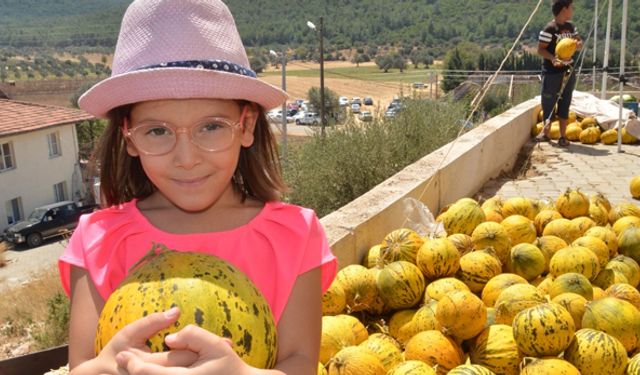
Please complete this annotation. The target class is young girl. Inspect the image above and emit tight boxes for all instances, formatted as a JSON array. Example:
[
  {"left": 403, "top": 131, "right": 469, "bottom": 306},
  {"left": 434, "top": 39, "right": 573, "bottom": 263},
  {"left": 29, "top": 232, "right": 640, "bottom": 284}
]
[{"left": 58, "top": 1, "right": 337, "bottom": 374}]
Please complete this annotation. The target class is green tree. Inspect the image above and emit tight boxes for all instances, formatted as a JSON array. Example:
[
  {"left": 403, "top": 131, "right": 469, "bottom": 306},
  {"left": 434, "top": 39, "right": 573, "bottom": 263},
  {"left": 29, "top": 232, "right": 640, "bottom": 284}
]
[{"left": 307, "top": 86, "right": 340, "bottom": 123}]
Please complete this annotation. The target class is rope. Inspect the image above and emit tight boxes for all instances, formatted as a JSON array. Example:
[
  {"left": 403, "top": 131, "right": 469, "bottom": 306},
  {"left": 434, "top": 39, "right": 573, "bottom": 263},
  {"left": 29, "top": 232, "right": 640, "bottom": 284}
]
[{"left": 400, "top": 0, "right": 545, "bottom": 230}]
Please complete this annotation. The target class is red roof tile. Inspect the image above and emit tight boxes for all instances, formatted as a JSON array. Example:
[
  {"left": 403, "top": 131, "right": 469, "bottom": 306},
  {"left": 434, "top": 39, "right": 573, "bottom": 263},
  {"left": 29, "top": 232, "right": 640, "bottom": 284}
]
[{"left": 0, "top": 99, "right": 95, "bottom": 137}]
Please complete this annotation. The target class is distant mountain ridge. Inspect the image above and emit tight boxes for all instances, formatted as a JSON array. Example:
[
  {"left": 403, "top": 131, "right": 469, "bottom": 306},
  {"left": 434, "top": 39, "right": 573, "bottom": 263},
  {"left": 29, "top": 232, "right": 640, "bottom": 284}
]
[{"left": 0, "top": 0, "right": 637, "bottom": 59}]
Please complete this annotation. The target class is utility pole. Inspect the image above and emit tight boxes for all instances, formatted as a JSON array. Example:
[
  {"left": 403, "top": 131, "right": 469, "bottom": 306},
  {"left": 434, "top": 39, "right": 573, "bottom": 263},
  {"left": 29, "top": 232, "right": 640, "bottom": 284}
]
[{"left": 319, "top": 16, "right": 326, "bottom": 137}]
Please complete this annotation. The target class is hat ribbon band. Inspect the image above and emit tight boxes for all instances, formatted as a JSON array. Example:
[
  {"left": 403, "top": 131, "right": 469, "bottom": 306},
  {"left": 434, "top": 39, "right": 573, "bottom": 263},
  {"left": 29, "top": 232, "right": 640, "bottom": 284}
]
[{"left": 136, "top": 59, "right": 257, "bottom": 78}]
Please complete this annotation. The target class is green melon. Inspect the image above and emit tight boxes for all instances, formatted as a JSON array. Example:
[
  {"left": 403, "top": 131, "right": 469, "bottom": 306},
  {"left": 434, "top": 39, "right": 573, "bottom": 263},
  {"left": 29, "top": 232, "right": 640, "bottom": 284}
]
[{"left": 95, "top": 244, "right": 277, "bottom": 369}]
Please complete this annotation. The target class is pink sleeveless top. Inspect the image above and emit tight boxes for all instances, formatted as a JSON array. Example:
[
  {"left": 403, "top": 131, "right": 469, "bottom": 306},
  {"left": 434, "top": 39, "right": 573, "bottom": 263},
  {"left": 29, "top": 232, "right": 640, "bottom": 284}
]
[{"left": 58, "top": 200, "right": 337, "bottom": 324}]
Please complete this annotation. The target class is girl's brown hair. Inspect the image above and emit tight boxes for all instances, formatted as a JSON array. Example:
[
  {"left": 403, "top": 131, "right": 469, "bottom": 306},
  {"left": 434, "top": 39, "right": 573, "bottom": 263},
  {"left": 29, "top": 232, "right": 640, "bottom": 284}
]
[{"left": 90, "top": 102, "right": 287, "bottom": 207}]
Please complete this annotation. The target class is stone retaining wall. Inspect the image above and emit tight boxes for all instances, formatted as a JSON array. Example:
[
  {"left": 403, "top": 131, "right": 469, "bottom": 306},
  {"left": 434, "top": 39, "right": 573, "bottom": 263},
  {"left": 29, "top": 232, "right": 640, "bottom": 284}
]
[{"left": 320, "top": 98, "right": 540, "bottom": 268}]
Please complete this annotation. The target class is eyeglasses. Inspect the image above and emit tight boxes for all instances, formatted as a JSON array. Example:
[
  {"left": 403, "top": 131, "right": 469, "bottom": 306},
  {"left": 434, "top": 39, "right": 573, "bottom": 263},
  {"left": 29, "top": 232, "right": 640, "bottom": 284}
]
[{"left": 123, "top": 105, "right": 248, "bottom": 156}]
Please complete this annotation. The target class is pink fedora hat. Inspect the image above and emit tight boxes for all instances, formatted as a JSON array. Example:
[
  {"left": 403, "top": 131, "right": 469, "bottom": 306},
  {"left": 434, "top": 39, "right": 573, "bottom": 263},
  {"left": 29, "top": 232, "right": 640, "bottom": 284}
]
[{"left": 79, "top": 0, "right": 287, "bottom": 118}]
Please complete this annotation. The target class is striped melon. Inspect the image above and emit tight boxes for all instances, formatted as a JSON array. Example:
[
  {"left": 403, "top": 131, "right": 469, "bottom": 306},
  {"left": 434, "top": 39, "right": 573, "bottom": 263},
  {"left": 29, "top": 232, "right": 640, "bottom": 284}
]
[
  {"left": 425, "top": 277, "right": 470, "bottom": 301},
  {"left": 592, "top": 268, "right": 629, "bottom": 290},
  {"left": 549, "top": 246, "right": 601, "bottom": 281},
  {"left": 404, "top": 330, "right": 465, "bottom": 375},
  {"left": 448, "top": 233, "right": 475, "bottom": 257},
  {"left": 328, "top": 346, "right": 386, "bottom": 375},
  {"left": 534, "top": 210, "right": 563, "bottom": 236},
  {"left": 379, "top": 228, "right": 424, "bottom": 265},
  {"left": 322, "top": 281, "right": 347, "bottom": 315},
  {"left": 549, "top": 272, "right": 594, "bottom": 300},
  {"left": 494, "top": 284, "right": 545, "bottom": 325},
  {"left": 387, "top": 309, "right": 418, "bottom": 345},
  {"left": 605, "top": 283, "right": 640, "bottom": 310},
  {"left": 481, "top": 273, "right": 528, "bottom": 307},
  {"left": 631, "top": 176, "right": 640, "bottom": 199},
  {"left": 377, "top": 261, "right": 425, "bottom": 310},
  {"left": 556, "top": 189, "right": 590, "bottom": 219},
  {"left": 387, "top": 360, "right": 436, "bottom": 375},
  {"left": 520, "top": 357, "right": 580, "bottom": 375},
  {"left": 534, "top": 235, "right": 568, "bottom": 273},
  {"left": 500, "top": 215, "right": 537, "bottom": 245},
  {"left": 613, "top": 216, "right": 640, "bottom": 237},
  {"left": 582, "top": 297, "right": 640, "bottom": 353},
  {"left": 572, "top": 236, "right": 610, "bottom": 270},
  {"left": 608, "top": 203, "right": 640, "bottom": 225},
  {"left": 320, "top": 315, "right": 357, "bottom": 364},
  {"left": 435, "top": 290, "right": 487, "bottom": 340},
  {"left": 580, "top": 127, "right": 601, "bottom": 144},
  {"left": 457, "top": 249, "right": 503, "bottom": 293},
  {"left": 591, "top": 192, "right": 612, "bottom": 212},
  {"left": 448, "top": 364, "right": 496, "bottom": 375},
  {"left": 440, "top": 198, "right": 486, "bottom": 236},
  {"left": 358, "top": 335, "right": 403, "bottom": 372},
  {"left": 335, "top": 264, "right": 378, "bottom": 312},
  {"left": 589, "top": 201, "right": 609, "bottom": 226},
  {"left": 505, "top": 243, "right": 546, "bottom": 281},
  {"left": 552, "top": 292, "right": 588, "bottom": 330},
  {"left": 416, "top": 238, "right": 460, "bottom": 280},
  {"left": 471, "top": 221, "right": 512, "bottom": 264},
  {"left": 628, "top": 353, "right": 640, "bottom": 375},
  {"left": 543, "top": 218, "right": 580, "bottom": 244},
  {"left": 333, "top": 314, "right": 368, "bottom": 344},
  {"left": 555, "top": 37, "right": 578, "bottom": 60},
  {"left": 501, "top": 197, "right": 537, "bottom": 220},
  {"left": 564, "top": 328, "right": 628, "bottom": 375},
  {"left": 605, "top": 255, "right": 640, "bottom": 287},
  {"left": 618, "top": 226, "right": 640, "bottom": 264},
  {"left": 469, "top": 324, "right": 521, "bottom": 375},
  {"left": 601, "top": 128, "right": 619, "bottom": 144},
  {"left": 512, "top": 303, "right": 575, "bottom": 357},
  {"left": 585, "top": 226, "right": 619, "bottom": 257},
  {"left": 94, "top": 245, "right": 277, "bottom": 368},
  {"left": 572, "top": 216, "right": 597, "bottom": 236}
]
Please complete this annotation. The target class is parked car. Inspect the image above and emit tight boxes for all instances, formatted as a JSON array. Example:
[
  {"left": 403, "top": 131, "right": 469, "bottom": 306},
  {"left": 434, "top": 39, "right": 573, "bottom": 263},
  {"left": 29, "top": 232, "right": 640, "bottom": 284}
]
[
  {"left": 296, "top": 112, "right": 321, "bottom": 125},
  {"left": 358, "top": 111, "right": 373, "bottom": 122},
  {"left": 339, "top": 96, "right": 350, "bottom": 106},
  {"left": 351, "top": 103, "right": 361, "bottom": 114},
  {"left": 384, "top": 108, "right": 397, "bottom": 118},
  {"left": 351, "top": 97, "right": 362, "bottom": 105},
  {"left": 4, "top": 201, "right": 98, "bottom": 248},
  {"left": 363, "top": 97, "right": 374, "bottom": 105}
]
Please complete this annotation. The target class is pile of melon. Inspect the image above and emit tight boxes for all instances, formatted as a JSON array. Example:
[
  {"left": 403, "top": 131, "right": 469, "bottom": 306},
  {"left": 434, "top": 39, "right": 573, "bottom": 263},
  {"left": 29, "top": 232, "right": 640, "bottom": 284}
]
[
  {"left": 319, "top": 188, "right": 640, "bottom": 375},
  {"left": 532, "top": 110, "right": 639, "bottom": 145}
]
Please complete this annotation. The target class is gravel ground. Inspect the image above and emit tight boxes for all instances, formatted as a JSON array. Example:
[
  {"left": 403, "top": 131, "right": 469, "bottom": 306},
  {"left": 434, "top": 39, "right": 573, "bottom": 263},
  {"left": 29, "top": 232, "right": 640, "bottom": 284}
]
[{"left": 0, "top": 240, "right": 66, "bottom": 292}]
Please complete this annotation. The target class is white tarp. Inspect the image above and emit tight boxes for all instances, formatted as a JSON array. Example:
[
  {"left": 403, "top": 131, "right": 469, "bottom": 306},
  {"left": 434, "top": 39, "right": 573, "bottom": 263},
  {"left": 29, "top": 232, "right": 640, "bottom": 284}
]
[{"left": 535, "top": 90, "right": 640, "bottom": 137}]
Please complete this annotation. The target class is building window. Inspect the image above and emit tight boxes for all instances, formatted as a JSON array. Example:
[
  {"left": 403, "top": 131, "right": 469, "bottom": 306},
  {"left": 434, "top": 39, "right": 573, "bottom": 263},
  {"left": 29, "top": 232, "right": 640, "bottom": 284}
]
[
  {"left": 53, "top": 181, "right": 68, "bottom": 202},
  {"left": 6, "top": 197, "right": 23, "bottom": 225},
  {"left": 48, "top": 131, "right": 62, "bottom": 158},
  {"left": 0, "top": 142, "right": 15, "bottom": 171}
]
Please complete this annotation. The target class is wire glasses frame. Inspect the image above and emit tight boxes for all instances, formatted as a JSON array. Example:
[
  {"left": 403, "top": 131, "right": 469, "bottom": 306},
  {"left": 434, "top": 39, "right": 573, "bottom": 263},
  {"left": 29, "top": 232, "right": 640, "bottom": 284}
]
[{"left": 123, "top": 105, "right": 249, "bottom": 156}]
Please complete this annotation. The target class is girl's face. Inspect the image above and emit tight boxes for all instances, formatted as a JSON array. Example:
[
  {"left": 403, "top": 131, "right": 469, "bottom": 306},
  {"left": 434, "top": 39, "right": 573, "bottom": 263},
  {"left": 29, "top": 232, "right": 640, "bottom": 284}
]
[{"left": 127, "top": 98, "right": 256, "bottom": 212}]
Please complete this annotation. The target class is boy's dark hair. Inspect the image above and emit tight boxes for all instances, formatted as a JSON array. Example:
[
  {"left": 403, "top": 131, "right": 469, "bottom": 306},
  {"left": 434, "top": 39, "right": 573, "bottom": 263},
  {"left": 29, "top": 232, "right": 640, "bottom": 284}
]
[
  {"left": 90, "top": 101, "right": 288, "bottom": 207},
  {"left": 552, "top": 0, "right": 572, "bottom": 16}
]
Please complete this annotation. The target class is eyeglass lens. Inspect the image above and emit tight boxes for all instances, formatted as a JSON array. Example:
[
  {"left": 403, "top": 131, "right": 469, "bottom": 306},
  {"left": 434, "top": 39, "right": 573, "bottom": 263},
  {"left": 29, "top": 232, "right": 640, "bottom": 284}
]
[{"left": 130, "top": 118, "right": 235, "bottom": 154}]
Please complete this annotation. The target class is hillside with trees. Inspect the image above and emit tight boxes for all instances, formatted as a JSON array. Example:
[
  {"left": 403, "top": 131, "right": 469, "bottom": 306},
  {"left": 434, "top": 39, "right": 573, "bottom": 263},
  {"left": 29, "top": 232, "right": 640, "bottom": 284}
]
[{"left": 1, "top": 0, "right": 638, "bottom": 62}]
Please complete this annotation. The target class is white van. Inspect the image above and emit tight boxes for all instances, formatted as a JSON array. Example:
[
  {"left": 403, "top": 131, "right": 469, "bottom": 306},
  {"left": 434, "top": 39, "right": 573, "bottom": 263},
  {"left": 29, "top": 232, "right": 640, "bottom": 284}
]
[{"left": 295, "top": 112, "right": 320, "bottom": 125}]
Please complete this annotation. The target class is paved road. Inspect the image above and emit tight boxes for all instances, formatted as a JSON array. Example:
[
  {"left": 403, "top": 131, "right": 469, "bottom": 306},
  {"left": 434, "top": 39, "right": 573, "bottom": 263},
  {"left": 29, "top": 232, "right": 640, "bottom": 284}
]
[{"left": 0, "top": 239, "right": 66, "bottom": 292}]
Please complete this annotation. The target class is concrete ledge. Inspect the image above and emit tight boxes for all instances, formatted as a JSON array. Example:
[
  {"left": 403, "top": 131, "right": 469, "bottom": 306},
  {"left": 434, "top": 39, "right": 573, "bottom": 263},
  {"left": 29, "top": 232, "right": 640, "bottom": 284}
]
[{"left": 320, "top": 98, "right": 540, "bottom": 268}]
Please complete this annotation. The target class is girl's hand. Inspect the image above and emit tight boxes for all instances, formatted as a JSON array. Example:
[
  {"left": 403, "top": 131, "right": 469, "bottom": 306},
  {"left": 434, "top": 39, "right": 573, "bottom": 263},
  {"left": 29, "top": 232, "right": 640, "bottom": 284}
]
[
  {"left": 76, "top": 307, "right": 184, "bottom": 374},
  {"left": 115, "top": 325, "right": 255, "bottom": 375}
]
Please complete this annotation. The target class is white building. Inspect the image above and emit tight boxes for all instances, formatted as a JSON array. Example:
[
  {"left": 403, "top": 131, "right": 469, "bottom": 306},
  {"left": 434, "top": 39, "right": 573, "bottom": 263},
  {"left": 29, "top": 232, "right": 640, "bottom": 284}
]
[{"left": 0, "top": 99, "right": 94, "bottom": 233}]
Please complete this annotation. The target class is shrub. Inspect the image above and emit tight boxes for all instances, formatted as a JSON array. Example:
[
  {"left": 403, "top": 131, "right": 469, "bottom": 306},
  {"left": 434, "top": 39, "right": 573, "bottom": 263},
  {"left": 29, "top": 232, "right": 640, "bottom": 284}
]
[{"left": 283, "top": 99, "right": 466, "bottom": 217}]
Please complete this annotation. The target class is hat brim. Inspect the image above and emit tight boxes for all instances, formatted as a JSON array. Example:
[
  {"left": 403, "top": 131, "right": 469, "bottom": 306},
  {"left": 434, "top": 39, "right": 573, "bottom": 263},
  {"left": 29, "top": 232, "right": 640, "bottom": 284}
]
[{"left": 78, "top": 68, "right": 288, "bottom": 118}]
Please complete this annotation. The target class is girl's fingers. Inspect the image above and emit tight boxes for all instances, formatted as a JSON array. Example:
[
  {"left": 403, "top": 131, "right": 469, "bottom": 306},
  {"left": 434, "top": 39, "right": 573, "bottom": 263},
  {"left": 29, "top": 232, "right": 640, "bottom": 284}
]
[
  {"left": 164, "top": 325, "right": 234, "bottom": 357},
  {"left": 121, "top": 349, "right": 200, "bottom": 367},
  {"left": 116, "top": 351, "right": 187, "bottom": 375},
  {"left": 116, "top": 307, "right": 181, "bottom": 347}
]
